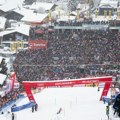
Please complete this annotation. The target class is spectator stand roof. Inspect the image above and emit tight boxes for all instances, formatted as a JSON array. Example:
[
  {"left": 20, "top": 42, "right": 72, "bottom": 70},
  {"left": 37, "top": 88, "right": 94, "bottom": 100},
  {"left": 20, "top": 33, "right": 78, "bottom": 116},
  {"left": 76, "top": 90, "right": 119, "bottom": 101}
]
[
  {"left": 0, "top": 17, "right": 6, "bottom": 30},
  {"left": 0, "top": 24, "right": 30, "bottom": 37},
  {"left": 0, "top": 73, "right": 7, "bottom": 85}
]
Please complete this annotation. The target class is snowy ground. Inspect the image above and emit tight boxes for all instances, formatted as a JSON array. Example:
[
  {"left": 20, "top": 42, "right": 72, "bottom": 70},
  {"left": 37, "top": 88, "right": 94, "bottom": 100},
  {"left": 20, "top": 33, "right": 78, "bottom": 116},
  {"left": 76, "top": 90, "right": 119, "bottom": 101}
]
[{"left": 0, "top": 87, "right": 119, "bottom": 120}]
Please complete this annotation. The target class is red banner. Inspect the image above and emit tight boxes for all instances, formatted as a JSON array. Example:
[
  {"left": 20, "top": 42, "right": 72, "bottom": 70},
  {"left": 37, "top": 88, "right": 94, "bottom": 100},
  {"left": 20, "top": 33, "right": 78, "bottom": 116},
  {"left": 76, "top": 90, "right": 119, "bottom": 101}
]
[
  {"left": 22, "top": 76, "right": 112, "bottom": 103},
  {"left": 10, "top": 72, "right": 16, "bottom": 91},
  {"left": 28, "top": 40, "right": 48, "bottom": 49}
]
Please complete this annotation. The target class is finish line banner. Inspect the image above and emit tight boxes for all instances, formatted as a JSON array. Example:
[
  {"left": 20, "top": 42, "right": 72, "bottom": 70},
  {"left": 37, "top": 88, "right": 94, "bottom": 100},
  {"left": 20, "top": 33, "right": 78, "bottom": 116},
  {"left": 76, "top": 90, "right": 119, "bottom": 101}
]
[
  {"left": 28, "top": 40, "right": 48, "bottom": 49},
  {"left": 22, "top": 76, "right": 112, "bottom": 102}
]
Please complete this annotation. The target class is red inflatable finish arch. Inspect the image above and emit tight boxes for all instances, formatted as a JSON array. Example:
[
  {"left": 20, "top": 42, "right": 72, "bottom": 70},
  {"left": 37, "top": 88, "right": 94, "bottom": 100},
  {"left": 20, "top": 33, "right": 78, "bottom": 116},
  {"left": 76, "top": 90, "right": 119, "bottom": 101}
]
[{"left": 22, "top": 76, "right": 112, "bottom": 102}]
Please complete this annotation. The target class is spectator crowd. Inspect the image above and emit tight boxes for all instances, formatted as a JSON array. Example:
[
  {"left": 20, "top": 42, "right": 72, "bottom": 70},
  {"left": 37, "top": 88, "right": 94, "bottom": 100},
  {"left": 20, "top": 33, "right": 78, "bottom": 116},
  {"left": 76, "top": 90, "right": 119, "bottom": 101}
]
[
  {"left": 0, "top": 89, "right": 22, "bottom": 111},
  {"left": 13, "top": 26, "right": 120, "bottom": 82}
]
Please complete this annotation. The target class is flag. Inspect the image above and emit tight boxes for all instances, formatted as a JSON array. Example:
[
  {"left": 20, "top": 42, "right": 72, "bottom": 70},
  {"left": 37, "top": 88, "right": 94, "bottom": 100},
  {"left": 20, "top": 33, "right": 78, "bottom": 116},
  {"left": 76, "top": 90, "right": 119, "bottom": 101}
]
[
  {"left": 77, "top": 10, "right": 80, "bottom": 20},
  {"left": 109, "top": 10, "right": 112, "bottom": 18}
]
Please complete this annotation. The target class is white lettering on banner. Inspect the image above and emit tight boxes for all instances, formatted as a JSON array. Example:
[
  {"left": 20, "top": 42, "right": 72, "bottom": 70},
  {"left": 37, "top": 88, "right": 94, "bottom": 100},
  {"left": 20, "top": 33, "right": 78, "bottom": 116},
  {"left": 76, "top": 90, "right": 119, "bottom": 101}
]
[
  {"left": 81, "top": 80, "right": 99, "bottom": 84},
  {"left": 104, "top": 90, "right": 108, "bottom": 91},
  {"left": 28, "top": 94, "right": 32, "bottom": 97},
  {"left": 33, "top": 43, "right": 46, "bottom": 46},
  {"left": 55, "top": 82, "right": 73, "bottom": 86},
  {"left": 38, "top": 84, "right": 44, "bottom": 87}
]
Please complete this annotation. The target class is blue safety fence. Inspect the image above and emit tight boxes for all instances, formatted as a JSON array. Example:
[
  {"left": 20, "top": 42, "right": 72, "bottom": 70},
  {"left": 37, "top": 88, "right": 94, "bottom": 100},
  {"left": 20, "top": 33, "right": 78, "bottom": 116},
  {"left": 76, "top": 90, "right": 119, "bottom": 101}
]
[
  {"left": 102, "top": 96, "right": 111, "bottom": 104},
  {"left": 11, "top": 102, "right": 35, "bottom": 112},
  {"left": 102, "top": 95, "right": 116, "bottom": 105},
  {"left": 0, "top": 94, "right": 25, "bottom": 112}
]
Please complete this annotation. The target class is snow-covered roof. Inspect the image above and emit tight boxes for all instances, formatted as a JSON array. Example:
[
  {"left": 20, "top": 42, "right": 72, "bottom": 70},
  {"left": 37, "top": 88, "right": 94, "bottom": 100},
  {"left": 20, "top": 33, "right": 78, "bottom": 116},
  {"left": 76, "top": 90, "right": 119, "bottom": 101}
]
[
  {"left": 0, "top": 3, "right": 16, "bottom": 12},
  {"left": 21, "top": 13, "right": 48, "bottom": 23},
  {"left": 13, "top": 7, "right": 34, "bottom": 16},
  {"left": 99, "top": 0, "right": 118, "bottom": 8},
  {"left": 0, "top": 17, "right": 6, "bottom": 30},
  {"left": 0, "top": 73, "right": 7, "bottom": 85},
  {"left": 0, "top": 0, "right": 24, "bottom": 12},
  {"left": 0, "top": 24, "right": 30, "bottom": 37},
  {"left": 0, "top": 30, "right": 16, "bottom": 37},
  {"left": 30, "top": 2, "right": 55, "bottom": 11},
  {"left": 16, "top": 24, "right": 30, "bottom": 36},
  {"left": 0, "top": 0, "right": 6, "bottom": 5}
]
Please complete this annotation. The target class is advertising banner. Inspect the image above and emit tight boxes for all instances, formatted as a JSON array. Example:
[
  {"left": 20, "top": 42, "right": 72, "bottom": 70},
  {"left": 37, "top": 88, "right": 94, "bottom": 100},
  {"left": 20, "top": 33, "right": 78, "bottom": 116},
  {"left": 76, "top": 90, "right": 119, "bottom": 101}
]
[
  {"left": 22, "top": 76, "right": 112, "bottom": 103},
  {"left": 28, "top": 40, "right": 48, "bottom": 49}
]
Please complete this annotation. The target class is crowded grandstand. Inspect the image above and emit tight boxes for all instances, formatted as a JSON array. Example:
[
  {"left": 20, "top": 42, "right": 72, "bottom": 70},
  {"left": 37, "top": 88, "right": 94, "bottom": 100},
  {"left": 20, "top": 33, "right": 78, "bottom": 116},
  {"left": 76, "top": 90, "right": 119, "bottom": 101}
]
[{"left": 0, "top": 0, "right": 120, "bottom": 119}]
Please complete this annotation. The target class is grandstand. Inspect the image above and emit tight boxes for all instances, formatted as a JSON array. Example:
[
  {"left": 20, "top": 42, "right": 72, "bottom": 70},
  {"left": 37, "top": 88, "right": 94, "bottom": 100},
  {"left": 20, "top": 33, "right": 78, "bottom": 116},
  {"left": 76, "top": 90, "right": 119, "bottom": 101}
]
[{"left": 0, "top": 0, "right": 120, "bottom": 119}]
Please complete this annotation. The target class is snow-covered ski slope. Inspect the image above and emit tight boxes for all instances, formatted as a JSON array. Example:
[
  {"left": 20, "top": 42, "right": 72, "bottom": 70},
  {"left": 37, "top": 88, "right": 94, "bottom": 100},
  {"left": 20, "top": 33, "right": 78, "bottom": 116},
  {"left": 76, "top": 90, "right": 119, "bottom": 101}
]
[{"left": 0, "top": 87, "right": 119, "bottom": 120}]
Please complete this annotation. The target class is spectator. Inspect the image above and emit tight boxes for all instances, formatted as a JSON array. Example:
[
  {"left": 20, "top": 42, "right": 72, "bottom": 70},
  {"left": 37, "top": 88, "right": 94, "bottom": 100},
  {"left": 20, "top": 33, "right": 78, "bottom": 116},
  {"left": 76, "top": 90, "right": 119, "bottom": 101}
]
[{"left": 13, "top": 27, "right": 120, "bottom": 82}]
